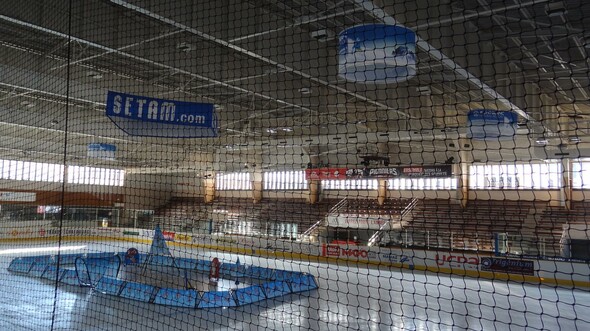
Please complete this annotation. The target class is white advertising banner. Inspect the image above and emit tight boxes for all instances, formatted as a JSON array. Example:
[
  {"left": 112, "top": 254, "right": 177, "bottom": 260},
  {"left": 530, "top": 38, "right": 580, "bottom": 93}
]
[
  {"left": 0, "top": 191, "right": 36, "bottom": 202},
  {"left": 0, "top": 224, "right": 588, "bottom": 287},
  {"left": 326, "top": 214, "right": 390, "bottom": 229}
]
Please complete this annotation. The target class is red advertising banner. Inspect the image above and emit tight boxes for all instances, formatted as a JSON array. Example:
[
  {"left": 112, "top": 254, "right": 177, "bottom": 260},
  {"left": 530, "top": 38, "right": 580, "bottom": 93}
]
[
  {"left": 306, "top": 165, "right": 452, "bottom": 180},
  {"left": 305, "top": 168, "right": 348, "bottom": 180}
]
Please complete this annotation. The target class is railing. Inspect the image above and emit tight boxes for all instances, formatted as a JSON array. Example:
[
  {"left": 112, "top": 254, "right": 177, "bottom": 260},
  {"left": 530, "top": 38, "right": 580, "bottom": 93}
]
[
  {"left": 299, "top": 198, "right": 348, "bottom": 241},
  {"left": 367, "top": 198, "right": 418, "bottom": 246},
  {"left": 328, "top": 197, "right": 348, "bottom": 214}
]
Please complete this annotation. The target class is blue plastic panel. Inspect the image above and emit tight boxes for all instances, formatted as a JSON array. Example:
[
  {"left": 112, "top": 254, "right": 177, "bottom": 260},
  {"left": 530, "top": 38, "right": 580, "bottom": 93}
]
[
  {"left": 220, "top": 263, "right": 246, "bottom": 278},
  {"left": 8, "top": 257, "right": 36, "bottom": 273},
  {"left": 83, "top": 257, "right": 120, "bottom": 284},
  {"left": 56, "top": 254, "right": 81, "bottom": 265},
  {"left": 262, "top": 280, "right": 291, "bottom": 299},
  {"left": 41, "top": 265, "right": 60, "bottom": 280},
  {"left": 32, "top": 256, "right": 53, "bottom": 264},
  {"left": 198, "top": 291, "right": 237, "bottom": 308},
  {"left": 148, "top": 255, "right": 174, "bottom": 266},
  {"left": 95, "top": 277, "right": 125, "bottom": 295},
  {"left": 173, "top": 257, "right": 198, "bottom": 270},
  {"left": 273, "top": 269, "right": 300, "bottom": 281},
  {"left": 59, "top": 269, "right": 80, "bottom": 286},
  {"left": 288, "top": 274, "right": 318, "bottom": 293},
  {"left": 245, "top": 266, "right": 274, "bottom": 280},
  {"left": 29, "top": 262, "right": 49, "bottom": 277},
  {"left": 75, "top": 259, "right": 91, "bottom": 286},
  {"left": 119, "top": 282, "right": 156, "bottom": 303},
  {"left": 234, "top": 285, "right": 266, "bottom": 305},
  {"left": 154, "top": 288, "right": 199, "bottom": 308},
  {"left": 195, "top": 260, "right": 212, "bottom": 272},
  {"left": 86, "top": 252, "right": 117, "bottom": 259}
]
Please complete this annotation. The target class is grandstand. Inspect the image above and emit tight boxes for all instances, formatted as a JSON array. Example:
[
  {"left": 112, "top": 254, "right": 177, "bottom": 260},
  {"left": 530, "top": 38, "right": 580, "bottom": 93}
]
[{"left": 0, "top": 0, "right": 589, "bottom": 330}]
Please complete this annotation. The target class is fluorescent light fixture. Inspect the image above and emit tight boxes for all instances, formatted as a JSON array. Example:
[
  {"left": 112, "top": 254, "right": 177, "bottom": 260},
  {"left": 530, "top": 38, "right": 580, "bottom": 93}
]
[
  {"left": 298, "top": 87, "right": 312, "bottom": 94},
  {"left": 545, "top": 1, "right": 567, "bottom": 17},
  {"left": 535, "top": 138, "right": 549, "bottom": 145},
  {"left": 86, "top": 71, "right": 103, "bottom": 79},
  {"left": 20, "top": 100, "right": 35, "bottom": 108},
  {"left": 0, "top": 245, "right": 86, "bottom": 255}
]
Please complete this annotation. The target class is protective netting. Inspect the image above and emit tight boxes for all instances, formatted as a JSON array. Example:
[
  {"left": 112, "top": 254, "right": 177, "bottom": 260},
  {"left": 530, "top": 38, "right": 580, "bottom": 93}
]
[{"left": 0, "top": 0, "right": 589, "bottom": 330}]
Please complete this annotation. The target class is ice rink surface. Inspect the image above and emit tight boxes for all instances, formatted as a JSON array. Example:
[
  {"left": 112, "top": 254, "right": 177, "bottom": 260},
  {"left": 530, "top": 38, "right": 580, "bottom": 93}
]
[{"left": 0, "top": 241, "right": 588, "bottom": 331}]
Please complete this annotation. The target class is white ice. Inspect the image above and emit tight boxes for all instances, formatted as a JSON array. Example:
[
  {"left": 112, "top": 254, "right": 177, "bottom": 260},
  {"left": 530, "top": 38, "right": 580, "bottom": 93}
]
[{"left": 0, "top": 241, "right": 588, "bottom": 331}]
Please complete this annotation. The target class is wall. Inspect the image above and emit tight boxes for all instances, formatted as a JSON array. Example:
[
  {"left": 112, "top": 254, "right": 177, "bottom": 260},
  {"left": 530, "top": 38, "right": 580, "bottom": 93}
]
[
  {"left": 1, "top": 226, "right": 588, "bottom": 288},
  {"left": 123, "top": 173, "right": 176, "bottom": 210},
  {"left": 173, "top": 174, "right": 205, "bottom": 198}
]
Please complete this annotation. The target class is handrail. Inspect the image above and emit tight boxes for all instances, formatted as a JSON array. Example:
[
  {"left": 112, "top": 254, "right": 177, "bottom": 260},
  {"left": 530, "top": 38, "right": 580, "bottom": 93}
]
[
  {"left": 367, "top": 198, "right": 418, "bottom": 247},
  {"left": 400, "top": 198, "right": 418, "bottom": 221},
  {"left": 299, "top": 198, "right": 348, "bottom": 240},
  {"left": 300, "top": 217, "right": 326, "bottom": 240},
  {"left": 328, "top": 197, "right": 348, "bottom": 214}
]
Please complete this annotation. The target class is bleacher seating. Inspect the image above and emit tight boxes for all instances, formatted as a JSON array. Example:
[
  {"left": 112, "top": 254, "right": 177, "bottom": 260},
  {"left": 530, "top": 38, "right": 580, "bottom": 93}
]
[
  {"left": 157, "top": 197, "right": 337, "bottom": 237},
  {"left": 340, "top": 198, "right": 412, "bottom": 216},
  {"left": 402, "top": 199, "right": 538, "bottom": 251}
]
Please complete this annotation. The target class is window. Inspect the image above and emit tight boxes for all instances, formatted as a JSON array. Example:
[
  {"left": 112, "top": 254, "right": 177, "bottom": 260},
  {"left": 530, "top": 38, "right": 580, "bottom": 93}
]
[
  {"left": 67, "top": 166, "right": 125, "bottom": 186},
  {"left": 0, "top": 160, "right": 124, "bottom": 186},
  {"left": 572, "top": 159, "right": 590, "bottom": 189},
  {"left": 469, "top": 161, "right": 562, "bottom": 189},
  {"left": 216, "top": 172, "right": 252, "bottom": 190},
  {"left": 322, "top": 179, "right": 378, "bottom": 190},
  {"left": 263, "top": 170, "right": 307, "bottom": 190},
  {"left": 388, "top": 177, "right": 457, "bottom": 190}
]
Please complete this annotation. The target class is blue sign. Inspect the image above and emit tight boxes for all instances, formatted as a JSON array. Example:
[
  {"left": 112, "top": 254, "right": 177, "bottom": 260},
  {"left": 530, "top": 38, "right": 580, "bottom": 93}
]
[
  {"left": 106, "top": 91, "right": 218, "bottom": 138},
  {"left": 339, "top": 24, "right": 416, "bottom": 84},
  {"left": 87, "top": 143, "right": 116, "bottom": 160},
  {"left": 467, "top": 109, "right": 517, "bottom": 140}
]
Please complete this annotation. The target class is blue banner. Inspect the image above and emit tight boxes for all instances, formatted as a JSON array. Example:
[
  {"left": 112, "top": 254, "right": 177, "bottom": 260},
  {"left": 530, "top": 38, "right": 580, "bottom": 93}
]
[
  {"left": 87, "top": 143, "right": 116, "bottom": 160},
  {"left": 467, "top": 109, "right": 517, "bottom": 140},
  {"left": 106, "top": 91, "right": 218, "bottom": 138},
  {"left": 339, "top": 24, "right": 417, "bottom": 84}
]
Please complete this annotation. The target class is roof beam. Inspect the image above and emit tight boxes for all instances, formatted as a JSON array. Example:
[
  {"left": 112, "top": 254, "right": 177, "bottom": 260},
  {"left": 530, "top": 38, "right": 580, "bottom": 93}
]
[
  {"left": 108, "top": 0, "right": 411, "bottom": 119},
  {"left": 352, "top": 0, "right": 533, "bottom": 120}
]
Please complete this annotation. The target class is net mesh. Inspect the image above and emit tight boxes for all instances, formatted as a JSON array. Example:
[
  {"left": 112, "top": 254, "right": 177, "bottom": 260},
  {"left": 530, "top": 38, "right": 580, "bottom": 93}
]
[{"left": 0, "top": 0, "right": 589, "bottom": 330}]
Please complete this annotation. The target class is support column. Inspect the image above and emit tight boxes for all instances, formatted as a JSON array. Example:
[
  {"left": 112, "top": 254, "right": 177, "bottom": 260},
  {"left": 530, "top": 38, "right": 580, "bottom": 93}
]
[
  {"left": 457, "top": 138, "right": 472, "bottom": 207},
  {"left": 562, "top": 159, "right": 572, "bottom": 210},
  {"left": 377, "top": 179, "right": 388, "bottom": 205},
  {"left": 252, "top": 161, "right": 263, "bottom": 203},
  {"left": 308, "top": 180, "right": 320, "bottom": 204},
  {"left": 252, "top": 168, "right": 263, "bottom": 203},
  {"left": 204, "top": 174, "right": 216, "bottom": 203},
  {"left": 376, "top": 142, "right": 391, "bottom": 206},
  {"left": 307, "top": 150, "right": 321, "bottom": 204},
  {"left": 555, "top": 107, "right": 573, "bottom": 208}
]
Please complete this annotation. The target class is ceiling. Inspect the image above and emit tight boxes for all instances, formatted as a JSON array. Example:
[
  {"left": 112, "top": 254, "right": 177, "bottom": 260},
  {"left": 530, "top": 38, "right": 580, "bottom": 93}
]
[{"left": 0, "top": 0, "right": 588, "bottom": 173}]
